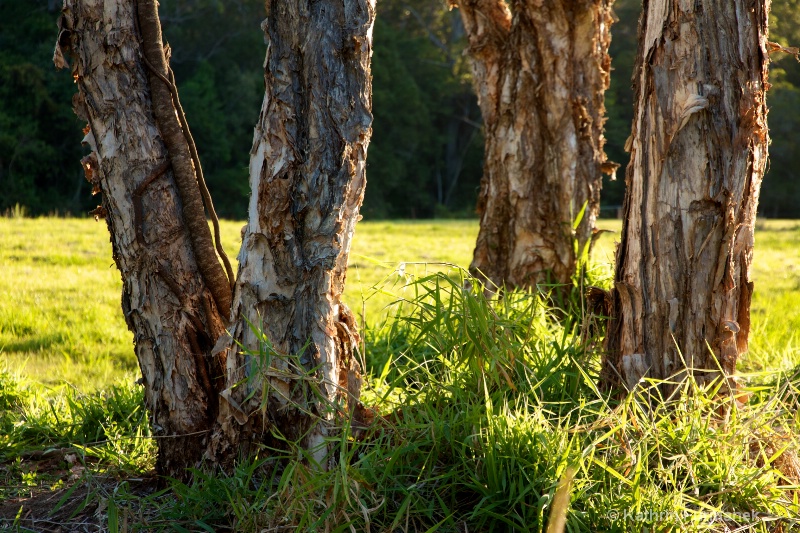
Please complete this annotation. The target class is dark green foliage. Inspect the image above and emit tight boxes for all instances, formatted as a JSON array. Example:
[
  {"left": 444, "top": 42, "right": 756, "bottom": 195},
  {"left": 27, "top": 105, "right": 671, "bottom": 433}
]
[
  {"left": 159, "top": 0, "right": 266, "bottom": 219},
  {"left": 602, "top": 0, "right": 640, "bottom": 214},
  {"left": 0, "top": 2, "right": 88, "bottom": 215},
  {"left": 367, "top": 1, "right": 483, "bottom": 218},
  {"left": 762, "top": 0, "right": 800, "bottom": 218},
  {"left": 762, "top": 80, "right": 800, "bottom": 217},
  {"left": 770, "top": 0, "right": 800, "bottom": 88},
  {"left": 368, "top": 17, "right": 440, "bottom": 218}
]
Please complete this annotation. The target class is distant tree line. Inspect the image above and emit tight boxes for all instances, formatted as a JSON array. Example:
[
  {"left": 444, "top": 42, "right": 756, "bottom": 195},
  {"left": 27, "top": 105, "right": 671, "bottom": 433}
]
[{"left": 2, "top": 0, "right": 799, "bottom": 218}]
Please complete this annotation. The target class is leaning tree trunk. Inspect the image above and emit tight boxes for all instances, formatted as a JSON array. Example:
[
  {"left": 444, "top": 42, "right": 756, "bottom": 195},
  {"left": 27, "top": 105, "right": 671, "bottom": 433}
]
[
  {"left": 55, "top": 0, "right": 229, "bottom": 476},
  {"left": 602, "top": 0, "right": 770, "bottom": 393},
  {"left": 55, "top": 0, "right": 374, "bottom": 475},
  {"left": 209, "top": 0, "right": 374, "bottom": 469},
  {"left": 452, "top": 0, "right": 616, "bottom": 291}
]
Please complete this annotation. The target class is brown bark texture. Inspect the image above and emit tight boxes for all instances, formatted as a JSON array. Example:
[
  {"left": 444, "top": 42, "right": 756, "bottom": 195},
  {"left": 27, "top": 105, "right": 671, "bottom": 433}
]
[
  {"left": 135, "top": 0, "right": 233, "bottom": 314},
  {"left": 54, "top": 0, "right": 226, "bottom": 475},
  {"left": 208, "top": 0, "right": 375, "bottom": 468},
  {"left": 55, "top": 0, "right": 374, "bottom": 474},
  {"left": 452, "top": 0, "right": 616, "bottom": 291},
  {"left": 603, "top": 0, "right": 771, "bottom": 392}
]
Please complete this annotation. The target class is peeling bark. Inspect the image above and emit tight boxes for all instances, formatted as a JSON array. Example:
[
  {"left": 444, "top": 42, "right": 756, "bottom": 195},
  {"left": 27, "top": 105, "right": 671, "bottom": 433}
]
[
  {"left": 603, "top": 0, "right": 770, "bottom": 393},
  {"left": 207, "top": 0, "right": 375, "bottom": 468},
  {"left": 55, "top": 0, "right": 225, "bottom": 476},
  {"left": 452, "top": 0, "right": 616, "bottom": 291},
  {"left": 56, "top": 0, "right": 373, "bottom": 475}
]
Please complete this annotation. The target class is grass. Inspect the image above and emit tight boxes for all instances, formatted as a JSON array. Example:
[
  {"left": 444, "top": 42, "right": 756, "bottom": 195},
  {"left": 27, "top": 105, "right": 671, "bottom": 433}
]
[
  {"left": 0, "top": 218, "right": 484, "bottom": 390},
  {"left": 1, "top": 217, "right": 797, "bottom": 388},
  {"left": 0, "top": 218, "right": 138, "bottom": 390},
  {"left": 748, "top": 220, "right": 800, "bottom": 372},
  {"left": 1, "top": 216, "right": 799, "bottom": 531}
]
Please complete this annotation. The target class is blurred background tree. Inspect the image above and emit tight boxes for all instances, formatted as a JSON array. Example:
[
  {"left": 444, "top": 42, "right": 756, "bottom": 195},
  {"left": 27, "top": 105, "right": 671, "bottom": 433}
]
[
  {"left": 0, "top": 1, "right": 87, "bottom": 215},
  {"left": 761, "top": 0, "right": 800, "bottom": 218},
  {"left": 2, "top": 0, "right": 798, "bottom": 218}
]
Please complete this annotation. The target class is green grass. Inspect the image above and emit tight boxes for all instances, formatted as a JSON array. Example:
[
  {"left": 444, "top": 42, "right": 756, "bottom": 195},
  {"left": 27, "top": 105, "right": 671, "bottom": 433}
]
[
  {"left": 1, "top": 216, "right": 799, "bottom": 531},
  {"left": 748, "top": 220, "right": 800, "bottom": 372},
  {"left": 0, "top": 218, "right": 138, "bottom": 390},
  {"left": 1, "top": 217, "right": 797, "bottom": 388},
  {"left": 2, "top": 272, "right": 798, "bottom": 531},
  {"left": 0, "top": 366, "right": 154, "bottom": 503},
  {"left": 0, "top": 218, "right": 482, "bottom": 389}
]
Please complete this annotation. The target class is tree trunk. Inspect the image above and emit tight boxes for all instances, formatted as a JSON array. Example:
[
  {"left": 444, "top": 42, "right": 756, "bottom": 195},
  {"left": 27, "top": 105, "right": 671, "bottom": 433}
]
[
  {"left": 55, "top": 0, "right": 226, "bottom": 475},
  {"left": 55, "top": 0, "right": 374, "bottom": 475},
  {"left": 209, "top": 0, "right": 374, "bottom": 469},
  {"left": 602, "top": 0, "right": 770, "bottom": 393},
  {"left": 452, "top": 0, "right": 616, "bottom": 291}
]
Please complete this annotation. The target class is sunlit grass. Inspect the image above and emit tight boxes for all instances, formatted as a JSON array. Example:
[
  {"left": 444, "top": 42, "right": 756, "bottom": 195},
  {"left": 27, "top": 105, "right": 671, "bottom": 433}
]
[
  {"left": 2, "top": 272, "right": 797, "bottom": 531},
  {"left": 0, "top": 213, "right": 798, "bottom": 531},
  {"left": 0, "top": 216, "right": 797, "bottom": 386},
  {"left": 747, "top": 220, "right": 800, "bottom": 372},
  {"left": 0, "top": 218, "right": 138, "bottom": 390}
]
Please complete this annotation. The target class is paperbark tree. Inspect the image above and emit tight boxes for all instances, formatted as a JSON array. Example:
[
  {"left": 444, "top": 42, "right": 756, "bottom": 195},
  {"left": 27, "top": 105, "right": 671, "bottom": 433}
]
[
  {"left": 54, "top": 0, "right": 374, "bottom": 475},
  {"left": 450, "top": 0, "right": 617, "bottom": 291},
  {"left": 602, "top": 0, "right": 770, "bottom": 393}
]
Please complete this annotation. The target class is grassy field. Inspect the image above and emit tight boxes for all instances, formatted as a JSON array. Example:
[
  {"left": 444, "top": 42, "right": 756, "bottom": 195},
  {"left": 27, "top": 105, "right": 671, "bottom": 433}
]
[
  {"left": 1, "top": 217, "right": 799, "bottom": 531},
  {"left": 1, "top": 217, "right": 798, "bottom": 389}
]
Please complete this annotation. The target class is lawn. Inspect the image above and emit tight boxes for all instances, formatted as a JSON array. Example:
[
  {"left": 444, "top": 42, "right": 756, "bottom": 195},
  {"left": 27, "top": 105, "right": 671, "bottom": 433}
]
[{"left": 1, "top": 217, "right": 797, "bottom": 389}]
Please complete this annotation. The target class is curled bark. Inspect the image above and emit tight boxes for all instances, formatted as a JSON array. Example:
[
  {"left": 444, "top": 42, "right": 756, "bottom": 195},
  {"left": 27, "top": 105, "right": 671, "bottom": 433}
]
[
  {"left": 55, "top": 0, "right": 227, "bottom": 477},
  {"left": 58, "top": 0, "right": 374, "bottom": 475},
  {"left": 208, "top": 0, "right": 375, "bottom": 469}
]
